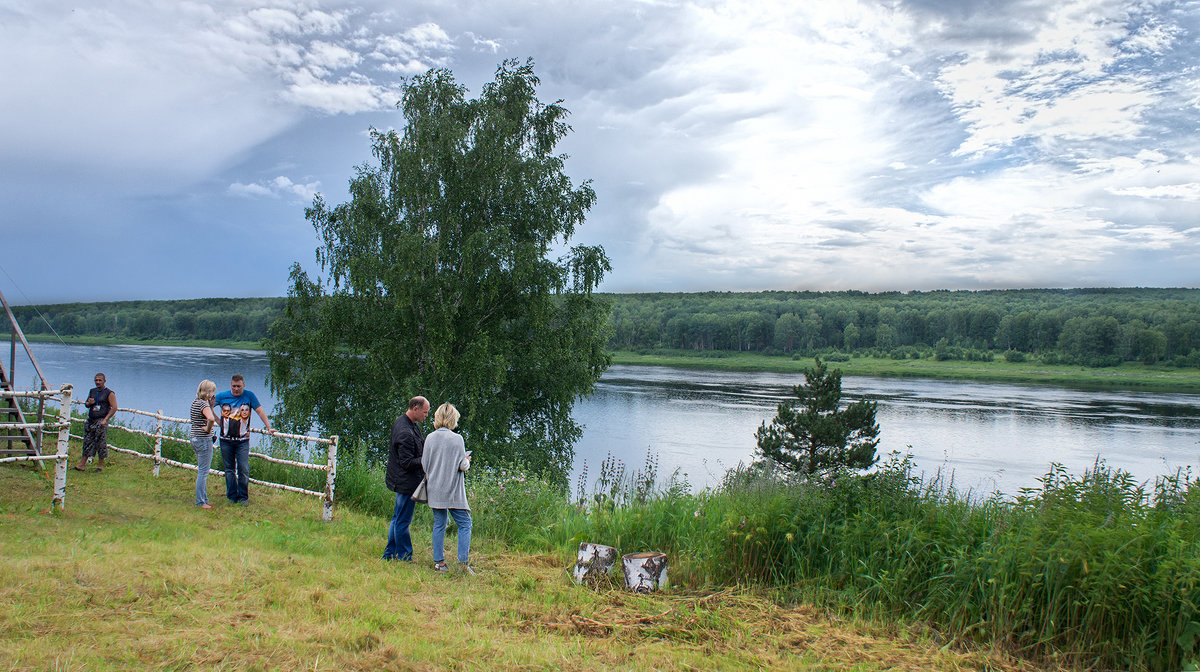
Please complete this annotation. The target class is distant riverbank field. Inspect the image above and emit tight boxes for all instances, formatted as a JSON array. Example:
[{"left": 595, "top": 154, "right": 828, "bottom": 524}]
[{"left": 14, "top": 287, "right": 1200, "bottom": 391}]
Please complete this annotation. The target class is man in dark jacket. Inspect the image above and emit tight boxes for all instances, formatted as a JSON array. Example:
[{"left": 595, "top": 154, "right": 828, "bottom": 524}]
[{"left": 383, "top": 396, "right": 429, "bottom": 561}]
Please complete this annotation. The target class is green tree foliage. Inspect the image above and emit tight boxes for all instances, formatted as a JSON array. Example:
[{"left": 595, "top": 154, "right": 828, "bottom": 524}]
[
  {"left": 773, "top": 312, "right": 802, "bottom": 351},
  {"left": 264, "top": 60, "right": 612, "bottom": 482},
  {"left": 15, "top": 288, "right": 1200, "bottom": 369},
  {"left": 756, "top": 358, "right": 880, "bottom": 475},
  {"left": 842, "top": 322, "right": 859, "bottom": 350},
  {"left": 11, "top": 298, "right": 284, "bottom": 342},
  {"left": 601, "top": 288, "right": 1200, "bottom": 368}
]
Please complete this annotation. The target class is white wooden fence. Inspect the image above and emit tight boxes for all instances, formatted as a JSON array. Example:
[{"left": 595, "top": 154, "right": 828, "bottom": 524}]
[
  {"left": 1, "top": 385, "right": 340, "bottom": 521},
  {"left": 0, "top": 386, "right": 73, "bottom": 510},
  {"left": 63, "top": 400, "right": 340, "bottom": 521}
]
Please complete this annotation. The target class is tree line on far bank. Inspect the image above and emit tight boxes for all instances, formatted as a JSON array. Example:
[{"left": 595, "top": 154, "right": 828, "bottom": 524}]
[
  {"left": 13, "top": 287, "right": 1200, "bottom": 368},
  {"left": 13, "top": 297, "right": 284, "bottom": 343}
]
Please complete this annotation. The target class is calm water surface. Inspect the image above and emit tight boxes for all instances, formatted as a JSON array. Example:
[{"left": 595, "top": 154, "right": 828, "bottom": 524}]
[{"left": 18, "top": 343, "right": 1200, "bottom": 496}]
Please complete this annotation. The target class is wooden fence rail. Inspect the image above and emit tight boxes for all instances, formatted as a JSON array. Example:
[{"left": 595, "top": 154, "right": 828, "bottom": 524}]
[
  {"left": 62, "top": 400, "right": 339, "bottom": 520},
  {"left": 1, "top": 388, "right": 340, "bottom": 519},
  {"left": 64, "top": 400, "right": 339, "bottom": 521}
]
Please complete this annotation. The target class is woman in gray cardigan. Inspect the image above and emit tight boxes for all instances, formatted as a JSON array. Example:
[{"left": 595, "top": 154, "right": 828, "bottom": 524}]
[{"left": 421, "top": 402, "right": 475, "bottom": 574}]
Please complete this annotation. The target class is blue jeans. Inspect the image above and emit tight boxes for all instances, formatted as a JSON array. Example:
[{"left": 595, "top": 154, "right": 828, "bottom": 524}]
[
  {"left": 191, "top": 436, "right": 214, "bottom": 506},
  {"left": 219, "top": 439, "right": 250, "bottom": 503},
  {"left": 383, "top": 492, "right": 416, "bottom": 561},
  {"left": 432, "top": 508, "right": 472, "bottom": 564}
]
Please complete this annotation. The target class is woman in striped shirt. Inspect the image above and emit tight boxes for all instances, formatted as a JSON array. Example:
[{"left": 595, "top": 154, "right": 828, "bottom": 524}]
[{"left": 190, "top": 380, "right": 218, "bottom": 509}]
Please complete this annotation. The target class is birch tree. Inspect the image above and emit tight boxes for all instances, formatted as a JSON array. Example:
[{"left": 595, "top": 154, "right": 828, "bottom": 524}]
[{"left": 266, "top": 59, "right": 611, "bottom": 482}]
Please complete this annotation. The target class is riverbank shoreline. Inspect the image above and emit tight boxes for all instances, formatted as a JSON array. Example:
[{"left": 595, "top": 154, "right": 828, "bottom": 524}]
[
  {"left": 22, "top": 335, "right": 1200, "bottom": 392},
  {"left": 611, "top": 350, "right": 1200, "bottom": 393},
  {"left": 22, "top": 334, "right": 265, "bottom": 350}
]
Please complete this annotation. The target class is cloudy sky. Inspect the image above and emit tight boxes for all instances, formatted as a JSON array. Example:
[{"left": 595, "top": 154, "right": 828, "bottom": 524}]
[{"left": 2, "top": 0, "right": 1198, "bottom": 304}]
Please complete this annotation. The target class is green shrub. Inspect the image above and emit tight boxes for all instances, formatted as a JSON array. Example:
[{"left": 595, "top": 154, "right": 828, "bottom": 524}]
[{"left": 467, "top": 462, "right": 570, "bottom": 547}]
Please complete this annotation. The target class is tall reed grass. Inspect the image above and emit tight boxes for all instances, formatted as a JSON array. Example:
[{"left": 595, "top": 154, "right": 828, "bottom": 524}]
[{"left": 547, "top": 454, "right": 1199, "bottom": 671}]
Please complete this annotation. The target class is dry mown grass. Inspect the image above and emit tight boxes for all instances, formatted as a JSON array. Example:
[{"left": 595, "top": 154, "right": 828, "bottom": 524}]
[{"left": 1, "top": 447, "right": 1066, "bottom": 671}]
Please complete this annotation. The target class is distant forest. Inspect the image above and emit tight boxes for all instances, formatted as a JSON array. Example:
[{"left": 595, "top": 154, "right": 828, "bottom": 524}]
[{"left": 11, "top": 288, "right": 1200, "bottom": 368}]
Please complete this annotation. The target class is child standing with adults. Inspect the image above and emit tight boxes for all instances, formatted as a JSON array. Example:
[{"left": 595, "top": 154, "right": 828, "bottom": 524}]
[
  {"left": 421, "top": 402, "right": 476, "bottom": 574},
  {"left": 189, "top": 380, "right": 218, "bottom": 509}
]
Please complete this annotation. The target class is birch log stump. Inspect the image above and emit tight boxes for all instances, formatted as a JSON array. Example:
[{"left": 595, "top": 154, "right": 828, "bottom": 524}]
[
  {"left": 622, "top": 551, "right": 668, "bottom": 592},
  {"left": 573, "top": 542, "right": 618, "bottom": 584}
]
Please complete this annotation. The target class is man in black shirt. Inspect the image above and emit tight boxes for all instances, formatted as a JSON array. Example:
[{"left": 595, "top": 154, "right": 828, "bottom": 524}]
[{"left": 74, "top": 373, "right": 116, "bottom": 472}]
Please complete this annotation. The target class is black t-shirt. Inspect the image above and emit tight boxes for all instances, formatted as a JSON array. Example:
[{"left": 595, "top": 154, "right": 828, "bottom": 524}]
[{"left": 88, "top": 386, "right": 113, "bottom": 420}]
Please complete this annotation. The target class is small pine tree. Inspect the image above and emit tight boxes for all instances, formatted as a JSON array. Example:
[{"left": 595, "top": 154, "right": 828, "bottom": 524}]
[{"left": 755, "top": 357, "right": 880, "bottom": 475}]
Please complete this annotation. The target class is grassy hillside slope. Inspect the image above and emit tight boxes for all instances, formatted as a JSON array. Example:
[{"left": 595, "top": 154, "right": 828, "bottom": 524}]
[{"left": 1, "top": 449, "right": 1047, "bottom": 672}]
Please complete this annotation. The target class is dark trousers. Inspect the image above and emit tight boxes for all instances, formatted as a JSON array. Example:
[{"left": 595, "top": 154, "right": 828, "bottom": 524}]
[
  {"left": 219, "top": 439, "right": 250, "bottom": 502},
  {"left": 82, "top": 419, "right": 109, "bottom": 459}
]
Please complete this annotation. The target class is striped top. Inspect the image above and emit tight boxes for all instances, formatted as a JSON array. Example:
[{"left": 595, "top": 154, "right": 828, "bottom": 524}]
[{"left": 190, "top": 398, "right": 214, "bottom": 439}]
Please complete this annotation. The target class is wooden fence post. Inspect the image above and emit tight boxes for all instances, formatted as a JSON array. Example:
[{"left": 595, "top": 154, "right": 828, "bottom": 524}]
[
  {"left": 36, "top": 395, "right": 45, "bottom": 455},
  {"left": 152, "top": 410, "right": 163, "bottom": 477},
  {"left": 322, "top": 435, "right": 338, "bottom": 522},
  {"left": 52, "top": 385, "right": 73, "bottom": 511}
]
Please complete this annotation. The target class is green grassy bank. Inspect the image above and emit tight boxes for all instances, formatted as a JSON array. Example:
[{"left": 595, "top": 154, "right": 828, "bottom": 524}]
[
  {"left": 22, "top": 333, "right": 264, "bottom": 350},
  {"left": 7, "top": 420, "right": 1196, "bottom": 670},
  {"left": 5, "top": 410, "right": 1197, "bottom": 670},
  {"left": 2, "top": 436, "right": 1042, "bottom": 671},
  {"left": 612, "top": 349, "right": 1200, "bottom": 392}
]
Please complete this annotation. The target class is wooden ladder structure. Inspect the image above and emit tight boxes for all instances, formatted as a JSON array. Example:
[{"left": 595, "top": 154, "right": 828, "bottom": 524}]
[{"left": 0, "top": 288, "right": 50, "bottom": 458}]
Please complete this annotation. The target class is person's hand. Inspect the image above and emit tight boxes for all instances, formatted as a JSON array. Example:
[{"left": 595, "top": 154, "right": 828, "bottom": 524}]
[{"left": 99, "top": 418, "right": 107, "bottom": 426}]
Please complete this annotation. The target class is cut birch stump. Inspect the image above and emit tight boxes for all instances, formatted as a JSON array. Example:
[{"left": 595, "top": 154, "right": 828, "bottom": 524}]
[
  {"left": 573, "top": 542, "right": 618, "bottom": 584},
  {"left": 622, "top": 551, "right": 668, "bottom": 592}
]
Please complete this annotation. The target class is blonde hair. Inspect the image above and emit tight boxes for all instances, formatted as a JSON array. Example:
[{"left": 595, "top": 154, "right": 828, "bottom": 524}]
[
  {"left": 196, "top": 379, "right": 216, "bottom": 401},
  {"left": 432, "top": 402, "right": 460, "bottom": 430}
]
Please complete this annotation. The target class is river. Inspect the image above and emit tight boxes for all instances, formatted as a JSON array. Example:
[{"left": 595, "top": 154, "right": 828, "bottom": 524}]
[{"left": 15, "top": 342, "right": 1200, "bottom": 496}]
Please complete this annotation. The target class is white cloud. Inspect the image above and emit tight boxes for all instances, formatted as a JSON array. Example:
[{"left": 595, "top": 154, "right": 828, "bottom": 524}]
[
  {"left": 1110, "top": 183, "right": 1200, "bottom": 200},
  {"left": 229, "top": 176, "right": 320, "bottom": 202},
  {"left": 1119, "top": 17, "right": 1181, "bottom": 56},
  {"left": 282, "top": 70, "right": 400, "bottom": 113},
  {"left": 404, "top": 22, "right": 453, "bottom": 50},
  {"left": 931, "top": 0, "right": 1173, "bottom": 157},
  {"left": 306, "top": 40, "right": 361, "bottom": 73},
  {"left": 228, "top": 182, "right": 276, "bottom": 198},
  {"left": 597, "top": 0, "right": 1200, "bottom": 291}
]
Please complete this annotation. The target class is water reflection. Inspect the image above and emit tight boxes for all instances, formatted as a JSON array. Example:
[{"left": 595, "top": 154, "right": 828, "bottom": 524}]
[
  {"left": 20, "top": 345, "right": 1200, "bottom": 496},
  {"left": 573, "top": 366, "right": 1200, "bottom": 496}
]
